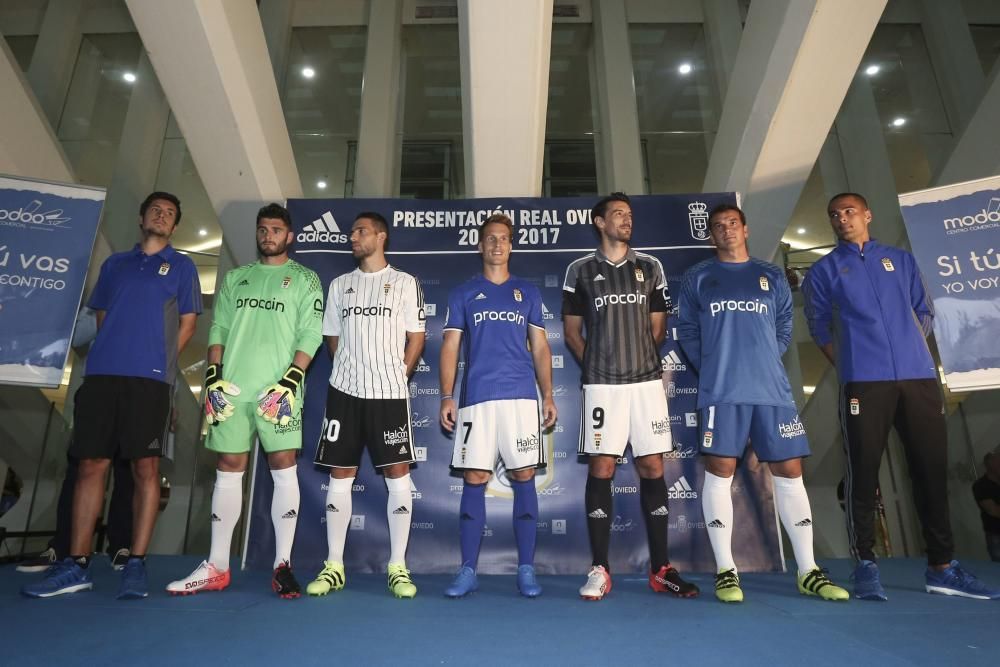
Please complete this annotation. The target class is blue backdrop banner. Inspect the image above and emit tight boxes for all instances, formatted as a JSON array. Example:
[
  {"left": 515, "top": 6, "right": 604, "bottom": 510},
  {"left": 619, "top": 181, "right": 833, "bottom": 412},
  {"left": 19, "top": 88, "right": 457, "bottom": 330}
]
[
  {"left": 899, "top": 175, "right": 1000, "bottom": 392},
  {"left": 245, "top": 194, "right": 784, "bottom": 575},
  {"left": 0, "top": 175, "right": 105, "bottom": 387}
]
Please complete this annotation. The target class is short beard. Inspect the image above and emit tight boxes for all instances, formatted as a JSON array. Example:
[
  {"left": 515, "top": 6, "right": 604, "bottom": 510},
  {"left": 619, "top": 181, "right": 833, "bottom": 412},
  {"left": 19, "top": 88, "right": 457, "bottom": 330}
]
[{"left": 258, "top": 242, "right": 288, "bottom": 257}]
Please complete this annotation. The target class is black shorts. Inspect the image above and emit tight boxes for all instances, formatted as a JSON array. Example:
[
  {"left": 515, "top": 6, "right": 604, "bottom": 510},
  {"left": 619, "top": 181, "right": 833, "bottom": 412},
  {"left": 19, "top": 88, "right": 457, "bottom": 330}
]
[
  {"left": 70, "top": 375, "right": 172, "bottom": 461},
  {"left": 314, "top": 386, "right": 414, "bottom": 469}
]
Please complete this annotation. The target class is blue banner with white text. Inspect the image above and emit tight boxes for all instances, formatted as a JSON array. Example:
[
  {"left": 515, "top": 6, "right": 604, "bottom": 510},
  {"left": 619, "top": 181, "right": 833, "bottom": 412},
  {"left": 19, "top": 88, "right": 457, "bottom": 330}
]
[
  {"left": 899, "top": 175, "right": 1000, "bottom": 392},
  {"left": 0, "top": 175, "right": 105, "bottom": 387},
  {"left": 245, "top": 194, "right": 784, "bottom": 575}
]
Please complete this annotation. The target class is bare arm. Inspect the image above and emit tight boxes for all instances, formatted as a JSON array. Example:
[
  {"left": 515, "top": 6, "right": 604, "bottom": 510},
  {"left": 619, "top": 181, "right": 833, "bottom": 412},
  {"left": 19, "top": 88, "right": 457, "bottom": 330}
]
[
  {"left": 563, "top": 314, "right": 586, "bottom": 363},
  {"left": 403, "top": 331, "right": 426, "bottom": 377},
  {"left": 178, "top": 313, "right": 197, "bottom": 353},
  {"left": 325, "top": 335, "right": 339, "bottom": 359},
  {"left": 95, "top": 309, "right": 106, "bottom": 329},
  {"left": 528, "top": 326, "right": 557, "bottom": 428},
  {"left": 207, "top": 344, "right": 223, "bottom": 366},
  {"left": 438, "top": 329, "right": 462, "bottom": 432},
  {"left": 978, "top": 498, "right": 1000, "bottom": 520},
  {"left": 291, "top": 350, "right": 313, "bottom": 370},
  {"left": 819, "top": 342, "right": 835, "bottom": 366},
  {"left": 649, "top": 311, "right": 667, "bottom": 347}
]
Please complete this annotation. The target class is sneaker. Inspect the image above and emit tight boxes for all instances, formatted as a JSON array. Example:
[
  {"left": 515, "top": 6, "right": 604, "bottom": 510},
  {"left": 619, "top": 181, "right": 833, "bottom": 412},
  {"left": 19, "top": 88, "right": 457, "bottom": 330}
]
[
  {"left": 798, "top": 568, "right": 849, "bottom": 601},
  {"left": 388, "top": 563, "right": 417, "bottom": 598},
  {"left": 271, "top": 561, "right": 301, "bottom": 599},
  {"left": 444, "top": 566, "right": 478, "bottom": 598},
  {"left": 16, "top": 547, "right": 57, "bottom": 573},
  {"left": 21, "top": 558, "right": 92, "bottom": 598},
  {"left": 166, "top": 560, "right": 231, "bottom": 595},
  {"left": 110, "top": 548, "right": 131, "bottom": 571},
  {"left": 517, "top": 564, "right": 542, "bottom": 598},
  {"left": 579, "top": 565, "right": 612, "bottom": 600},
  {"left": 650, "top": 564, "right": 700, "bottom": 598},
  {"left": 715, "top": 568, "right": 743, "bottom": 603},
  {"left": 925, "top": 560, "right": 1000, "bottom": 600},
  {"left": 851, "top": 560, "right": 887, "bottom": 601},
  {"left": 306, "top": 561, "right": 345, "bottom": 596},
  {"left": 118, "top": 558, "right": 149, "bottom": 600}
]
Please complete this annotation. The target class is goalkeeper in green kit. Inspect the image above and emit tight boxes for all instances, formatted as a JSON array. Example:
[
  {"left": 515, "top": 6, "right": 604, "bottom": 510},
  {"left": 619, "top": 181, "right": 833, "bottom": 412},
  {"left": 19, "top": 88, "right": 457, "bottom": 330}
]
[{"left": 167, "top": 203, "right": 324, "bottom": 598}]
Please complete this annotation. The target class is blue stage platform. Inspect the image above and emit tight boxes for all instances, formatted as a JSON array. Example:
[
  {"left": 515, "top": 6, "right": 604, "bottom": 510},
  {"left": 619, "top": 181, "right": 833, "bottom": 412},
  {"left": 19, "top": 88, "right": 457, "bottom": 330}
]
[{"left": 3, "top": 556, "right": 998, "bottom": 665}]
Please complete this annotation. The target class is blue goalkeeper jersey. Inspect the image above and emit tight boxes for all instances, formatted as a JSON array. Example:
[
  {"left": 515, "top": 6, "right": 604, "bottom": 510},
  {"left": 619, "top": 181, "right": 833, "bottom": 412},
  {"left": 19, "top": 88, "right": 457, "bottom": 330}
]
[
  {"left": 444, "top": 274, "right": 545, "bottom": 408},
  {"left": 676, "top": 257, "right": 794, "bottom": 409}
]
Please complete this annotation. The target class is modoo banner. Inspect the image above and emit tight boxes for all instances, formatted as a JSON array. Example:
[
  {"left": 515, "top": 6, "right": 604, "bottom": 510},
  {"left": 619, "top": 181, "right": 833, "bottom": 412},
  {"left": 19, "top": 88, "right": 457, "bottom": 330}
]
[
  {"left": 245, "top": 194, "right": 784, "bottom": 575},
  {"left": 0, "top": 175, "right": 105, "bottom": 387},
  {"left": 899, "top": 175, "right": 1000, "bottom": 392}
]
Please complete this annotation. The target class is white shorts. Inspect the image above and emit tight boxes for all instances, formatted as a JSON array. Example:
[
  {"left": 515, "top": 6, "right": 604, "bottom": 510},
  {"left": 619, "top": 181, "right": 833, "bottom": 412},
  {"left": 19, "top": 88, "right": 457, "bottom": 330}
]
[
  {"left": 451, "top": 399, "right": 544, "bottom": 472},
  {"left": 579, "top": 379, "right": 673, "bottom": 458}
]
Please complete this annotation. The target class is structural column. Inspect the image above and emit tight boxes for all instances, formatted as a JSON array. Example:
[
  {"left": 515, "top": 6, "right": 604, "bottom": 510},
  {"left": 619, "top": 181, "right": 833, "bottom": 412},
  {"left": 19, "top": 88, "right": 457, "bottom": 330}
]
[{"left": 25, "top": 0, "right": 84, "bottom": 128}]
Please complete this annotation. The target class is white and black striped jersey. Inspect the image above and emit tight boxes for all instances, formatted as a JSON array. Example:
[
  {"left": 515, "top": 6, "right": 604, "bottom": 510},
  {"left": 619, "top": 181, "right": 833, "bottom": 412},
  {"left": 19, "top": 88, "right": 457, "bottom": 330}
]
[
  {"left": 562, "top": 248, "right": 669, "bottom": 385},
  {"left": 323, "top": 265, "right": 426, "bottom": 399}
]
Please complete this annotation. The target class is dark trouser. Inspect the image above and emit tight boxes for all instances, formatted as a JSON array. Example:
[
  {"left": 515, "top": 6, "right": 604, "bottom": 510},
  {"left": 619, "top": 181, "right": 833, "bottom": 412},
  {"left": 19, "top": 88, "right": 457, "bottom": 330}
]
[
  {"left": 840, "top": 379, "right": 954, "bottom": 566},
  {"left": 986, "top": 532, "right": 1000, "bottom": 563},
  {"left": 50, "top": 453, "right": 133, "bottom": 558}
]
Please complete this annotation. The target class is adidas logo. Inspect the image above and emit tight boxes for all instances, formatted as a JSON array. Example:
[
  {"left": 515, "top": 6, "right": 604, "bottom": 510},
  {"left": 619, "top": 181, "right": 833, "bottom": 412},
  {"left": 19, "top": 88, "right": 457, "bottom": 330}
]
[
  {"left": 795, "top": 518, "right": 812, "bottom": 527},
  {"left": 398, "top": 445, "right": 407, "bottom": 454},
  {"left": 326, "top": 504, "right": 338, "bottom": 513},
  {"left": 662, "top": 350, "right": 687, "bottom": 372},
  {"left": 667, "top": 476, "right": 698, "bottom": 499},
  {"left": 210, "top": 513, "right": 222, "bottom": 522},
  {"left": 474, "top": 292, "right": 487, "bottom": 300},
  {"left": 593, "top": 274, "right": 605, "bottom": 281},
  {"left": 147, "top": 439, "right": 159, "bottom": 449},
  {"left": 650, "top": 505, "right": 669, "bottom": 517},
  {"left": 392, "top": 506, "right": 410, "bottom": 515},
  {"left": 237, "top": 279, "right": 249, "bottom": 286},
  {"left": 345, "top": 287, "right": 355, "bottom": 294},
  {"left": 300, "top": 211, "right": 349, "bottom": 243},
  {"left": 281, "top": 509, "right": 298, "bottom": 519},
  {"left": 587, "top": 508, "right": 608, "bottom": 519},
  {"left": 707, "top": 519, "right": 726, "bottom": 528}
]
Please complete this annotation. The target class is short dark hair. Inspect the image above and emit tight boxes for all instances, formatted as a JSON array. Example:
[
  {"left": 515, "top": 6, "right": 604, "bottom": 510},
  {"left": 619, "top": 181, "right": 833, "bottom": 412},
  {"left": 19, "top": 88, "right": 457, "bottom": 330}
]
[
  {"left": 709, "top": 203, "right": 746, "bottom": 226},
  {"left": 478, "top": 213, "right": 514, "bottom": 237},
  {"left": 355, "top": 211, "right": 389, "bottom": 251},
  {"left": 140, "top": 191, "right": 182, "bottom": 225},
  {"left": 256, "top": 202, "right": 292, "bottom": 229},
  {"left": 828, "top": 192, "right": 869, "bottom": 210},
  {"left": 591, "top": 192, "right": 631, "bottom": 224}
]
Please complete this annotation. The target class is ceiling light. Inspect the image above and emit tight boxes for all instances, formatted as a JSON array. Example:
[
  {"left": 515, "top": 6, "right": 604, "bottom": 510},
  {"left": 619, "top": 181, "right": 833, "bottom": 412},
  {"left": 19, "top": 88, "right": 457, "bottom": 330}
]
[
  {"left": 316, "top": 180, "right": 327, "bottom": 189},
  {"left": 864, "top": 64, "right": 880, "bottom": 76},
  {"left": 301, "top": 66, "right": 315, "bottom": 79},
  {"left": 891, "top": 117, "right": 906, "bottom": 127},
  {"left": 678, "top": 63, "right": 692, "bottom": 75},
  {"left": 122, "top": 72, "right": 136, "bottom": 83},
  {"left": 796, "top": 228, "right": 806, "bottom": 235},
  {"left": 198, "top": 228, "right": 208, "bottom": 237}
]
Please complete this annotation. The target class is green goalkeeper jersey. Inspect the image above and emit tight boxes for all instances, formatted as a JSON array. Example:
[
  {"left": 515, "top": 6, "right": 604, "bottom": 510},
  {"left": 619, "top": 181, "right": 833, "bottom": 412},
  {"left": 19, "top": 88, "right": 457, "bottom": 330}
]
[{"left": 209, "top": 259, "right": 324, "bottom": 402}]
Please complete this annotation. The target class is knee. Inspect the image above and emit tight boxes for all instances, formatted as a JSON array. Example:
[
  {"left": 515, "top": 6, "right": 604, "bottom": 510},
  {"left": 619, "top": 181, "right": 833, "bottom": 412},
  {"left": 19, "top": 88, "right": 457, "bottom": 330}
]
[
  {"left": 78, "top": 458, "right": 110, "bottom": 479},
  {"left": 635, "top": 455, "right": 663, "bottom": 479},
  {"left": 588, "top": 456, "right": 616, "bottom": 479},
  {"left": 509, "top": 469, "right": 535, "bottom": 483},
  {"left": 464, "top": 470, "right": 491, "bottom": 485},
  {"left": 131, "top": 458, "right": 159, "bottom": 484}
]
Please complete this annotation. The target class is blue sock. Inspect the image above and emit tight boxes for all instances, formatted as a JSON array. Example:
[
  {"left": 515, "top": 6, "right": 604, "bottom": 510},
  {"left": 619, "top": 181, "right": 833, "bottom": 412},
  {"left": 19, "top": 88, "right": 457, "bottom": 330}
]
[
  {"left": 459, "top": 482, "right": 487, "bottom": 569},
  {"left": 511, "top": 478, "right": 538, "bottom": 567}
]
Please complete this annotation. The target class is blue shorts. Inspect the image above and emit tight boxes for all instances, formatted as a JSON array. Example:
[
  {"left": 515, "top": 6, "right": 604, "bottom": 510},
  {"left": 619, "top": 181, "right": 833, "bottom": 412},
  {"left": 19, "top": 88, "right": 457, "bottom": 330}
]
[{"left": 699, "top": 404, "right": 809, "bottom": 462}]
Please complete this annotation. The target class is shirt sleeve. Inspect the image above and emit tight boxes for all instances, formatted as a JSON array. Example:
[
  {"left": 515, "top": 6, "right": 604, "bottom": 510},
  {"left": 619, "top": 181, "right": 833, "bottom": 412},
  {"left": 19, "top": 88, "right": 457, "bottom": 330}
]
[
  {"left": 322, "top": 280, "right": 341, "bottom": 337},
  {"left": 176, "top": 257, "right": 203, "bottom": 315},
  {"left": 86, "top": 257, "right": 115, "bottom": 311},
  {"left": 675, "top": 268, "right": 702, "bottom": 372},
  {"left": 905, "top": 251, "right": 934, "bottom": 337},
  {"left": 405, "top": 275, "right": 426, "bottom": 333},
  {"left": 208, "top": 272, "right": 233, "bottom": 347},
  {"left": 774, "top": 269, "right": 793, "bottom": 356},
  {"left": 443, "top": 286, "right": 466, "bottom": 332},
  {"left": 294, "top": 269, "right": 325, "bottom": 356},
  {"left": 527, "top": 285, "right": 545, "bottom": 330},
  {"left": 561, "top": 259, "right": 586, "bottom": 316},
  {"left": 801, "top": 264, "right": 833, "bottom": 347},
  {"left": 648, "top": 256, "right": 670, "bottom": 313}
]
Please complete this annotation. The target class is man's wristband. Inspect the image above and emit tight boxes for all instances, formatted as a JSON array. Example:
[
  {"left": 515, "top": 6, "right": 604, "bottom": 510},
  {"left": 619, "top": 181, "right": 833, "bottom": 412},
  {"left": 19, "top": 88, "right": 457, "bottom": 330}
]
[{"left": 441, "top": 394, "right": 453, "bottom": 400}]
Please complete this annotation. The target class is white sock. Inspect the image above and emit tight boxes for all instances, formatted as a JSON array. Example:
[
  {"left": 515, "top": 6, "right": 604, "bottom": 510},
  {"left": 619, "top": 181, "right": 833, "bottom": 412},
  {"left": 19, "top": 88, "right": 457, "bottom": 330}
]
[
  {"left": 325, "top": 476, "right": 354, "bottom": 563},
  {"left": 208, "top": 470, "right": 244, "bottom": 572},
  {"left": 270, "top": 466, "right": 300, "bottom": 568},
  {"left": 773, "top": 474, "right": 818, "bottom": 575},
  {"left": 702, "top": 471, "right": 736, "bottom": 573},
  {"left": 385, "top": 474, "right": 413, "bottom": 565}
]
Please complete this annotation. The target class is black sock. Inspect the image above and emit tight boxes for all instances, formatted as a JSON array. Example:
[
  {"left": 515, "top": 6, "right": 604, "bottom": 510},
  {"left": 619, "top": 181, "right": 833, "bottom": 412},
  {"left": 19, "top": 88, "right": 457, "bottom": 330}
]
[
  {"left": 72, "top": 555, "right": 90, "bottom": 568},
  {"left": 129, "top": 554, "right": 145, "bottom": 562},
  {"left": 640, "top": 476, "right": 670, "bottom": 572},
  {"left": 585, "top": 475, "right": 613, "bottom": 570}
]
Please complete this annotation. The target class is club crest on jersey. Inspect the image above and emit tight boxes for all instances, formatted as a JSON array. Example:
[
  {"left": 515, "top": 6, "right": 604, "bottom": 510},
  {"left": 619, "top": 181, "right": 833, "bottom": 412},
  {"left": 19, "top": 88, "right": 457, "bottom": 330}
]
[
  {"left": 703, "top": 430, "right": 713, "bottom": 448},
  {"left": 513, "top": 288, "right": 522, "bottom": 302},
  {"left": 759, "top": 276, "right": 769, "bottom": 291},
  {"left": 383, "top": 283, "right": 391, "bottom": 294},
  {"left": 881, "top": 258, "right": 895, "bottom": 272},
  {"left": 634, "top": 268, "right": 645, "bottom": 282},
  {"left": 158, "top": 263, "right": 170, "bottom": 276},
  {"left": 281, "top": 276, "right": 292, "bottom": 289},
  {"left": 849, "top": 398, "right": 860, "bottom": 416},
  {"left": 593, "top": 432, "right": 602, "bottom": 449}
]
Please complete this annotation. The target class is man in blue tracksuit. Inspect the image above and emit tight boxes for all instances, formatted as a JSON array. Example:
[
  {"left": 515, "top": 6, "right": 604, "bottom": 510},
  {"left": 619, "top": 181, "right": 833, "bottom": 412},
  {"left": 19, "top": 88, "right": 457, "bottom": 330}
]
[{"left": 803, "top": 192, "right": 999, "bottom": 601}]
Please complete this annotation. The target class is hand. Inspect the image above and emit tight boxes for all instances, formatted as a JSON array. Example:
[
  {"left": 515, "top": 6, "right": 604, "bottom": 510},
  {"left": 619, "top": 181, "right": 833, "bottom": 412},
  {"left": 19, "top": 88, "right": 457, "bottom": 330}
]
[
  {"left": 257, "top": 365, "right": 304, "bottom": 426},
  {"left": 205, "top": 363, "right": 241, "bottom": 425},
  {"left": 541, "top": 396, "right": 557, "bottom": 429},
  {"left": 440, "top": 396, "right": 457, "bottom": 432}
]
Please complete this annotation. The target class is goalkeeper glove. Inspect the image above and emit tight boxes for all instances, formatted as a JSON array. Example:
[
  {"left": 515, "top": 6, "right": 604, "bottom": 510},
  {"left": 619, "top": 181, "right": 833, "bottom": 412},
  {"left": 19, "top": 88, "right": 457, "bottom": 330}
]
[
  {"left": 205, "top": 363, "right": 241, "bottom": 425},
  {"left": 257, "top": 365, "right": 304, "bottom": 426}
]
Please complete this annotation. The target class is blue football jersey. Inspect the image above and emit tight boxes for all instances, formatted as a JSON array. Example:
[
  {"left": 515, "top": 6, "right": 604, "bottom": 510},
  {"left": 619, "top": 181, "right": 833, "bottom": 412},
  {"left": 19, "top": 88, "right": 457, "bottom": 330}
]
[
  {"left": 676, "top": 257, "right": 794, "bottom": 408},
  {"left": 444, "top": 274, "right": 545, "bottom": 407}
]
